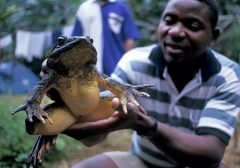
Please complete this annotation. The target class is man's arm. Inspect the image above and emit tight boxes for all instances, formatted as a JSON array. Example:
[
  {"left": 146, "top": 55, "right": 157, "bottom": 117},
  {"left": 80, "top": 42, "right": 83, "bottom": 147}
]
[
  {"left": 117, "top": 99, "right": 226, "bottom": 168},
  {"left": 146, "top": 119, "right": 226, "bottom": 168},
  {"left": 62, "top": 98, "right": 227, "bottom": 168},
  {"left": 62, "top": 126, "right": 108, "bottom": 147},
  {"left": 121, "top": 4, "right": 140, "bottom": 52},
  {"left": 124, "top": 39, "right": 135, "bottom": 52}
]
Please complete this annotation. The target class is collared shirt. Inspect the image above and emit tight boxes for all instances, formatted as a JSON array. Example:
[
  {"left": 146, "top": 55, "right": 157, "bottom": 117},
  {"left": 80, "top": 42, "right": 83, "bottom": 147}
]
[
  {"left": 72, "top": 0, "right": 140, "bottom": 76},
  {"left": 112, "top": 44, "right": 240, "bottom": 167}
]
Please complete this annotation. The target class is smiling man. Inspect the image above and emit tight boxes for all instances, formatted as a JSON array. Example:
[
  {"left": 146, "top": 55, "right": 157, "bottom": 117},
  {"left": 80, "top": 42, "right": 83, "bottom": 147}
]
[{"left": 61, "top": 0, "right": 240, "bottom": 168}]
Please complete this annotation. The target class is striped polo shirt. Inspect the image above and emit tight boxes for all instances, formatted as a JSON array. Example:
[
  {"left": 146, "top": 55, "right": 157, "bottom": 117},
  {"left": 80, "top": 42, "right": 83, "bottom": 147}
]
[{"left": 111, "top": 44, "right": 240, "bottom": 167}]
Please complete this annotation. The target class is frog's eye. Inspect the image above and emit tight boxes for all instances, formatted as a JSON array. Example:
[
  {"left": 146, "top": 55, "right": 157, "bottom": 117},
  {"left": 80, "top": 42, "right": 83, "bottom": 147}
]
[
  {"left": 57, "top": 36, "right": 66, "bottom": 45},
  {"left": 90, "top": 38, "right": 93, "bottom": 44},
  {"left": 86, "top": 36, "right": 94, "bottom": 44}
]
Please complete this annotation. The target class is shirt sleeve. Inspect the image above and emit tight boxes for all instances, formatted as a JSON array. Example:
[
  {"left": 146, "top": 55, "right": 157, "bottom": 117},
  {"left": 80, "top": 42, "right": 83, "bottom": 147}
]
[
  {"left": 197, "top": 65, "right": 240, "bottom": 145},
  {"left": 121, "top": 4, "right": 141, "bottom": 41},
  {"left": 111, "top": 49, "right": 135, "bottom": 84}
]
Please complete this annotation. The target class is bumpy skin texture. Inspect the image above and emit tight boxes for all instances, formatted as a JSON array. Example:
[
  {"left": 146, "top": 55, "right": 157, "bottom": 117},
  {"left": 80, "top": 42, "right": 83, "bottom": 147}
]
[{"left": 12, "top": 36, "right": 153, "bottom": 167}]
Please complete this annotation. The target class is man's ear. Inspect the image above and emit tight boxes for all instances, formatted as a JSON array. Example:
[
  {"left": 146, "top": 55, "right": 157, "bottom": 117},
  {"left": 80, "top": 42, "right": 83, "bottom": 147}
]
[{"left": 210, "top": 28, "right": 220, "bottom": 46}]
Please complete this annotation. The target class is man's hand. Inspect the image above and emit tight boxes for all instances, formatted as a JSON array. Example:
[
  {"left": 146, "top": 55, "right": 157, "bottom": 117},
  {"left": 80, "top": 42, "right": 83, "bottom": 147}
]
[{"left": 61, "top": 98, "right": 153, "bottom": 142}]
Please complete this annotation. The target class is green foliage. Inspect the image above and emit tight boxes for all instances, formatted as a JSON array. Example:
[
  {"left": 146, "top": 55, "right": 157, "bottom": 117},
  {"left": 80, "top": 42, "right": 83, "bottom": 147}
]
[
  {"left": 0, "top": 94, "right": 34, "bottom": 167},
  {"left": 212, "top": 16, "right": 240, "bottom": 63},
  {"left": 0, "top": 1, "right": 17, "bottom": 35},
  {"left": 1, "top": 0, "right": 83, "bottom": 74},
  {"left": 127, "top": 0, "right": 167, "bottom": 46},
  {"left": 0, "top": 95, "right": 83, "bottom": 168},
  {"left": 1, "top": 0, "right": 82, "bottom": 33}
]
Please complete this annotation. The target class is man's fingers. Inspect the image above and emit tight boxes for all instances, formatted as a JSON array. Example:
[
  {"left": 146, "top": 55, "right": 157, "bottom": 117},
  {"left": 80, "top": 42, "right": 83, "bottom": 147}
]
[
  {"left": 111, "top": 98, "right": 121, "bottom": 111},
  {"left": 67, "top": 119, "right": 108, "bottom": 132},
  {"left": 139, "top": 106, "right": 147, "bottom": 115},
  {"left": 111, "top": 98, "right": 146, "bottom": 115}
]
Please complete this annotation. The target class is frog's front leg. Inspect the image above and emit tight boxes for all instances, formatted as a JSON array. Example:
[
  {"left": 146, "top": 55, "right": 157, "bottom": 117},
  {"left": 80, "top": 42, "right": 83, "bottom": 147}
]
[
  {"left": 97, "top": 73, "right": 154, "bottom": 114},
  {"left": 12, "top": 73, "right": 56, "bottom": 124}
]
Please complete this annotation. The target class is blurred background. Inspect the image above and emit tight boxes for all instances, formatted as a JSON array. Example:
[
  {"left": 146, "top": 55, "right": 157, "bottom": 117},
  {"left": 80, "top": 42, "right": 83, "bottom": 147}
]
[{"left": 1, "top": 0, "right": 240, "bottom": 167}]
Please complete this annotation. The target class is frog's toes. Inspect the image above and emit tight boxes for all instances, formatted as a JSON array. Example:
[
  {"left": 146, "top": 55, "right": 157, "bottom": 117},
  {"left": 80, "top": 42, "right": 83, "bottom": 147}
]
[
  {"left": 135, "top": 92, "right": 150, "bottom": 97},
  {"left": 133, "top": 84, "right": 154, "bottom": 90},
  {"left": 31, "top": 107, "right": 53, "bottom": 125},
  {"left": 12, "top": 105, "right": 26, "bottom": 115},
  {"left": 40, "top": 110, "right": 53, "bottom": 125},
  {"left": 33, "top": 109, "right": 46, "bottom": 125},
  {"left": 26, "top": 109, "right": 34, "bottom": 122},
  {"left": 120, "top": 99, "right": 128, "bottom": 114},
  {"left": 122, "top": 104, "right": 128, "bottom": 114},
  {"left": 128, "top": 98, "right": 139, "bottom": 107}
]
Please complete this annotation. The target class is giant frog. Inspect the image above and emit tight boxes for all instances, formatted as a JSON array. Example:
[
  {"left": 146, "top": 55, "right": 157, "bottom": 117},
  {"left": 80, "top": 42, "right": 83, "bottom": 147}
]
[{"left": 12, "top": 36, "right": 154, "bottom": 167}]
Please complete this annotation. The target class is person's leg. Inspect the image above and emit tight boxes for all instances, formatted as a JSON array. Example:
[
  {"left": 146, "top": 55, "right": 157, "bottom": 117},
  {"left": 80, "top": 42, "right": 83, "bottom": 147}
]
[
  {"left": 217, "top": 162, "right": 230, "bottom": 168},
  {"left": 71, "top": 151, "right": 148, "bottom": 168},
  {"left": 104, "top": 151, "right": 148, "bottom": 168},
  {"left": 71, "top": 153, "right": 118, "bottom": 168}
]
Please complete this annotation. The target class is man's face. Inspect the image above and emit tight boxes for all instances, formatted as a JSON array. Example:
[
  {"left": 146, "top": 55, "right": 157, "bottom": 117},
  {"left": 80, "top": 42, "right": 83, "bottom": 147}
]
[{"left": 158, "top": 0, "right": 216, "bottom": 64}]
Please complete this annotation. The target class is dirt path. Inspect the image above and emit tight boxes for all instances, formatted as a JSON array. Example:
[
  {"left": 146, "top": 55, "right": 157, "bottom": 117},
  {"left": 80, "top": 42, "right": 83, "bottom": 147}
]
[
  {"left": 51, "top": 130, "right": 132, "bottom": 168},
  {"left": 223, "top": 124, "right": 240, "bottom": 168}
]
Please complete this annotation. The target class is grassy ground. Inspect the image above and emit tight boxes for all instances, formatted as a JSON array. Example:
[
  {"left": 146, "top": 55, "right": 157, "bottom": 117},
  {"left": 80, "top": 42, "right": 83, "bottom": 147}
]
[{"left": 1, "top": 94, "right": 240, "bottom": 168}]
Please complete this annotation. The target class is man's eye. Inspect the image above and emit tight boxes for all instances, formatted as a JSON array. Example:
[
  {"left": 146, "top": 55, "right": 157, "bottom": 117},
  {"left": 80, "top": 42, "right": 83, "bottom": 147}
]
[
  {"left": 164, "top": 16, "right": 174, "bottom": 24},
  {"left": 189, "top": 22, "right": 201, "bottom": 31}
]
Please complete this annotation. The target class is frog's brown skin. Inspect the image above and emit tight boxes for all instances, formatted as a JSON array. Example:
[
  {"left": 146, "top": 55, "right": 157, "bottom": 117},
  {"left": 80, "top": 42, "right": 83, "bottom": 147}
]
[{"left": 12, "top": 36, "right": 154, "bottom": 167}]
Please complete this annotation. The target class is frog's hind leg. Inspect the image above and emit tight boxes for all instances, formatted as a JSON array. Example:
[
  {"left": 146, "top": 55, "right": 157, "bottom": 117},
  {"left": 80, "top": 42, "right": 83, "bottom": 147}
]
[
  {"left": 26, "top": 135, "right": 58, "bottom": 168},
  {"left": 25, "top": 102, "right": 76, "bottom": 167},
  {"left": 25, "top": 102, "right": 78, "bottom": 135}
]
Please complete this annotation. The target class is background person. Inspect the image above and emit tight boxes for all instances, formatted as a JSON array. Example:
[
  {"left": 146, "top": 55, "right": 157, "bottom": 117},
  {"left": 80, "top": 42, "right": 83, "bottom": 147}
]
[{"left": 71, "top": 0, "right": 141, "bottom": 76}]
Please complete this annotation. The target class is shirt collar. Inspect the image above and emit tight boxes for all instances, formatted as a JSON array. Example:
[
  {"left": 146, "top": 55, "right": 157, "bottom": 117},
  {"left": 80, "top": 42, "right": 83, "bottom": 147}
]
[{"left": 149, "top": 44, "right": 221, "bottom": 81}]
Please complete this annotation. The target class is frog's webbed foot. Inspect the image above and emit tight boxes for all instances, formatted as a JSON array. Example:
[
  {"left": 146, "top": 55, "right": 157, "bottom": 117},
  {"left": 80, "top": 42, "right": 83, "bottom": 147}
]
[
  {"left": 12, "top": 102, "right": 53, "bottom": 125},
  {"left": 26, "top": 135, "right": 58, "bottom": 168},
  {"left": 121, "top": 84, "right": 154, "bottom": 114}
]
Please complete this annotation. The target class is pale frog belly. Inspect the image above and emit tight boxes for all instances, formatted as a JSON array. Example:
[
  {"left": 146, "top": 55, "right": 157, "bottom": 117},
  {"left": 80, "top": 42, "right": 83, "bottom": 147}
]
[{"left": 59, "top": 83, "right": 100, "bottom": 117}]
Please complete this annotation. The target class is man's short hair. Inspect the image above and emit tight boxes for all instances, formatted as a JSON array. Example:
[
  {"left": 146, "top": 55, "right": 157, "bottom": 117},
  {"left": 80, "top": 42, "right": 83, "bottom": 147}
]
[{"left": 197, "top": 0, "right": 219, "bottom": 30}]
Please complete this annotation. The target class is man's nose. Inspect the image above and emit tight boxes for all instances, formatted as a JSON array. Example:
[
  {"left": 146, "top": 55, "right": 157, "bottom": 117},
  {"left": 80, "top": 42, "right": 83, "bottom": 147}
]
[{"left": 168, "top": 23, "right": 186, "bottom": 39}]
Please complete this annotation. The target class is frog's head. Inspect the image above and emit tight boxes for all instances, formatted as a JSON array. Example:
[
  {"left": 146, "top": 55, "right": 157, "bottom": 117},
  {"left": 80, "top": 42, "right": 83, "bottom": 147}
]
[{"left": 47, "top": 36, "right": 98, "bottom": 75}]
